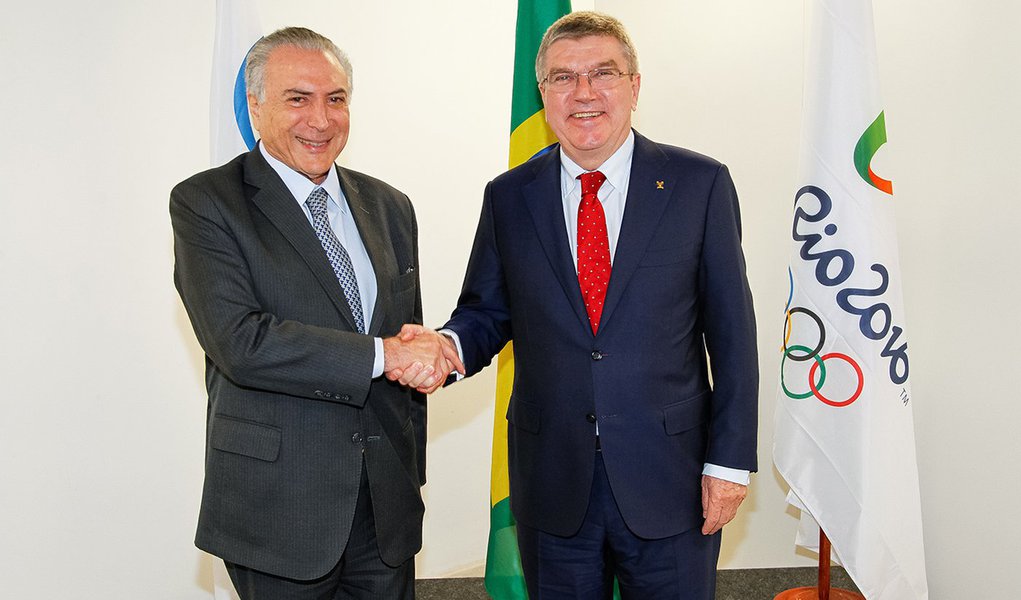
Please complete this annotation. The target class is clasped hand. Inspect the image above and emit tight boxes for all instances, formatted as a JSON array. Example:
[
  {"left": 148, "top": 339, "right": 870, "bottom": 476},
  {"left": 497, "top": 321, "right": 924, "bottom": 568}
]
[{"left": 383, "top": 325, "right": 464, "bottom": 393}]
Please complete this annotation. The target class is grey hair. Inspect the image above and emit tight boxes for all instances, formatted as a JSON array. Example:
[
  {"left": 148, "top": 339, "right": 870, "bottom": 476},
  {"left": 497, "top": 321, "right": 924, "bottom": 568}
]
[
  {"left": 245, "top": 27, "right": 353, "bottom": 101},
  {"left": 535, "top": 11, "right": 639, "bottom": 83}
]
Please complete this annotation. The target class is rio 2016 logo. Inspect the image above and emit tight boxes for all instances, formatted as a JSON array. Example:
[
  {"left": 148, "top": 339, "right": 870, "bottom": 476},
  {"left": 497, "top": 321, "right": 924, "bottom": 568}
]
[{"left": 781, "top": 112, "right": 909, "bottom": 408}]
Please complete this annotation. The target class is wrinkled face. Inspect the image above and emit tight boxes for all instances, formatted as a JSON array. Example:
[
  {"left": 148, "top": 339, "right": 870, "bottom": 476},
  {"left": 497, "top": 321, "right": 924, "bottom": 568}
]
[
  {"left": 248, "top": 45, "right": 350, "bottom": 184},
  {"left": 539, "top": 35, "right": 640, "bottom": 170}
]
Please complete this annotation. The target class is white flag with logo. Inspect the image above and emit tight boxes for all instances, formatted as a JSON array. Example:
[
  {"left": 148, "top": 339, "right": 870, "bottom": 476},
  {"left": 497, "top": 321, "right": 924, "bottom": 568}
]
[
  {"left": 210, "top": 0, "right": 261, "bottom": 166},
  {"left": 208, "top": 4, "right": 262, "bottom": 598},
  {"left": 773, "top": 1, "right": 928, "bottom": 599}
]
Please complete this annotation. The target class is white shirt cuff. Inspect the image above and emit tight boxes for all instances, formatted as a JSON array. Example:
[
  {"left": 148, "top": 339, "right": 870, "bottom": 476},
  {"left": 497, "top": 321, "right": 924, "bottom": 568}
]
[
  {"left": 372, "top": 337, "right": 384, "bottom": 378},
  {"left": 702, "top": 463, "right": 750, "bottom": 486},
  {"left": 438, "top": 328, "right": 465, "bottom": 381}
]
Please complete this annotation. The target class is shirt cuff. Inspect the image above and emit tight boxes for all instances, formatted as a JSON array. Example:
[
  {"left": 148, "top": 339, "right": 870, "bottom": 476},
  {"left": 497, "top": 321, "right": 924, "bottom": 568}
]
[
  {"left": 438, "top": 329, "right": 465, "bottom": 381},
  {"left": 702, "top": 463, "right": 750, "bottom": 486},
  {"left": 372, "top": 337, "right": 384, "bottom": 378}
]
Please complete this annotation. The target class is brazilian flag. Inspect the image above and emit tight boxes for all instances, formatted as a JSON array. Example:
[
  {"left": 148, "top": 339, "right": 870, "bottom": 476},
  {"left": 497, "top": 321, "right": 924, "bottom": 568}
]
[{"left": 483, "top": 1, "right": 569, "bottom": 598}]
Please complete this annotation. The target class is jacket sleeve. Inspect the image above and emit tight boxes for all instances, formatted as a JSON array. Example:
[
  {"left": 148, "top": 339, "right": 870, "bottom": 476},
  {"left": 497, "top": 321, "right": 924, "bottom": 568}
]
[
  {"left": 442, "top": 181, "right": 515, "bottom": 376},
  {"left": 170, "top": 177, "right": 376, "bottom": 407},
  {"left": 699, "top": 165, "right": 759, "bottom": 472}
]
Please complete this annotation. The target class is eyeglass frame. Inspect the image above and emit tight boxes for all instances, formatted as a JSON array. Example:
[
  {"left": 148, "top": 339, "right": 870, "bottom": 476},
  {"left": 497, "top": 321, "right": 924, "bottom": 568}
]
[{"left": 539, "top": 67, "right": 636, "bottom": 91}]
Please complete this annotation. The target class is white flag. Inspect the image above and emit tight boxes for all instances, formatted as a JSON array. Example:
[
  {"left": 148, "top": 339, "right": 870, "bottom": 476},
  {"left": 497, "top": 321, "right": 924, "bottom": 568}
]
[
  {"left": 210, "top": 0, "right": 262, "bottom": 166},
  {"left": 773, "top": 1, "right": 929, "bottom": 599},
  {"left": 208, "top": 6, "right": 262, "bottom": 599}
]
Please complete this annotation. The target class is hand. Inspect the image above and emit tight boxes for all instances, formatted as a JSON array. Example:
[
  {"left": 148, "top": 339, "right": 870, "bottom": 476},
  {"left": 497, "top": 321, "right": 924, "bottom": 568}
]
[
  {"left": 383, "top": 325, "right": 464, "bottom": 393},
  {"left": 700, "top": 475, "right": 747, "bottom": 535}
]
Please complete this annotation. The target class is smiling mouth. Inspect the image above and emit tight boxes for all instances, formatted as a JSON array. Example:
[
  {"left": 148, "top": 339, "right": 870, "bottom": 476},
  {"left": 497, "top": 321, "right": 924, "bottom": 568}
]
[
  {"left": 571, "top": 111, "right": 603, "bottom": 119},
  {"left": 297, "top": 137, "right": 330, "bottom": 149}
]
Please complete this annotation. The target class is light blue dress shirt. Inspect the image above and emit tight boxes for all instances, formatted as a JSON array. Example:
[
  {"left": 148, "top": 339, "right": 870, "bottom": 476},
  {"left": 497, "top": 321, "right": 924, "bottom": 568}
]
[{"left": 260, "top": 144, "right": 386, "bottom": 378}]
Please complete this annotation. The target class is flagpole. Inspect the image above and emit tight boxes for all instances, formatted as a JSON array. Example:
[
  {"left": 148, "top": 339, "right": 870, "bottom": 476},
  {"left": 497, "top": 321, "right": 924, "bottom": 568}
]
[
  {"left": 818, "top": 528, "right": 832, "bottom": 600},
  {"left": 774, "top": 528, "right": 865, "bottom": 600}
]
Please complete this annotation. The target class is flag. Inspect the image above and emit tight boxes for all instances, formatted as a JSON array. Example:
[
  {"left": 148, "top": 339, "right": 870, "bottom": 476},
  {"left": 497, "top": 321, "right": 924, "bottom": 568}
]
[
  {"left": 773, "top": 1, "right": 928, "bottom": 599},
  {"left": 210, "top": 0, "right": 261, "bottom": 167},
  {"left": 484, "top": 1, "right": 570, "bottom": 598},
  {"left": 209, "top": 3, "right": 262, "bottom": 598}
]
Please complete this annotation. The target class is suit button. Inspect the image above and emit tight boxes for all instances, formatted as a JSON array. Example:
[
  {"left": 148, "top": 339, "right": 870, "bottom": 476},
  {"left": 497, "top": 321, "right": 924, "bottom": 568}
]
[
  {"left": 591, "top": 351, "right": 603, "bottom": 361},
  {"left": 340, "top": 394, "right": 351, "bottom": 402},
  {"left": 586, "top": 413, "right": 597, "bottom": 423},
  {"left": 352, "top": 433, "right": 363, "bottom": 443},
  {"left": 314, "top": 390, "right": 324, "bottom": 397}
]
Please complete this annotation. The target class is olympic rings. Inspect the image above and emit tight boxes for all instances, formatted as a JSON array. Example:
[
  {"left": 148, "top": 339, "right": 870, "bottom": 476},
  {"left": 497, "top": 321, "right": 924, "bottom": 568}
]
[
  {"left": 783, "top": 307, "right": 825, "bottom": 362},
  {"left": 809, "top": 353, "right": 863, "bottom": 407},
  {"left": 780, "top": 344, "right": 826, "bottom": 399},
  {"left": 780, "top": 306, "right": 864, "bottom": 407}
]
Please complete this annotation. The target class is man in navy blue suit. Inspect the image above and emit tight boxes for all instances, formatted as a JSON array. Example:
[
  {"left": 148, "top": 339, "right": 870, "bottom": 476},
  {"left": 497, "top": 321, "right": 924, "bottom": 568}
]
[{"left": 396, "top": 11, "right": 758, "bottom": 599}]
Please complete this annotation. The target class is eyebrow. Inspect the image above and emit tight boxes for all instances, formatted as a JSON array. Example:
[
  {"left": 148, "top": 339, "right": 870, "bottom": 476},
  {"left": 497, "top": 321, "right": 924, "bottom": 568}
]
[
  {"left": 549, "top": 60, "right": 619, "bottom": 72},
  {"left": 281, "top": 87, "right": 348, "bottom": 96}
]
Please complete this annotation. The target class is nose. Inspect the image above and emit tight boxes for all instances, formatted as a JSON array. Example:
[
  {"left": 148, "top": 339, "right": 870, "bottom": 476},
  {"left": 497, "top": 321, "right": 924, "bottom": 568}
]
[
  {"left": 307, "top": 99, "right": 329, "bottom": 130},
  {"left": 571, "top": 74, "right": 597, "bottom": 100}
]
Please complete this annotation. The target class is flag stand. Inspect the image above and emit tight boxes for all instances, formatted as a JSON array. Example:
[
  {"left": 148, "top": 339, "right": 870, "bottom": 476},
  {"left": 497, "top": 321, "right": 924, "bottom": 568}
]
[{"left": 774, "top": 528, "right": 865, "bottom": 600}]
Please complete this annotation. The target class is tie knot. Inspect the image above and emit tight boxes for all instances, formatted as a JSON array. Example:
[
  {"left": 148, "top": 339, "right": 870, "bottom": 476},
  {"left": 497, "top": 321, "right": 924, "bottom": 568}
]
[
  {"left": 306, "top": 187, "right": 329, "bottom": 217},
  {"left": 578, "top": 171, "right": 607, "bottom": 197}
]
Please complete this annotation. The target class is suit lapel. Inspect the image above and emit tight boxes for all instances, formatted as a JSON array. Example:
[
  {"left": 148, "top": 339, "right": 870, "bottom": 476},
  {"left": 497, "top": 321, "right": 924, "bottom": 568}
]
[
  {"left": 521, "top": 150, "right": 592, "bottom": 334},
  {"left": 599, "top": 133, "right": 674, "bottom": 333},
  {"left": 338, "top": 167, "right": 395, "bottom": 337},
  {"left": 244, "top": 150, "right": 361, "bottom": 331}
]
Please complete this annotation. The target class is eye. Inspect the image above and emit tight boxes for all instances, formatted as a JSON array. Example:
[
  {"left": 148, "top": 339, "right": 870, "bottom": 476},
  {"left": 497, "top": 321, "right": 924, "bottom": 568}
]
[
  {"left": 287, "top": 96, "right": 307, "bottom": 105},
  {"left": 329, "top": 95, "right": 348, "bottom": 105},
  {"left": 592, "top": 68, "right": 619, "bottom": 81},
  {"left": 551, "top": 72, "right": 575, "bottom": 85}
]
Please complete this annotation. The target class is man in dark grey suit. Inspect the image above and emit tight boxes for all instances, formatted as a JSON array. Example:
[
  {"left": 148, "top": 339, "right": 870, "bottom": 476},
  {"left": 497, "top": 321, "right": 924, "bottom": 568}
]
[{"left": 171, "top": 27, "right": 460, "bottom": 599}]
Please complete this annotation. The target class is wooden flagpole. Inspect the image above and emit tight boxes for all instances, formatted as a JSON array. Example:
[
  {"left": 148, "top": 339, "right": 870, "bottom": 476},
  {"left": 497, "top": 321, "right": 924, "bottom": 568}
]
[{"left": 774, "top": 528, "right": 865, "bottom": 600}]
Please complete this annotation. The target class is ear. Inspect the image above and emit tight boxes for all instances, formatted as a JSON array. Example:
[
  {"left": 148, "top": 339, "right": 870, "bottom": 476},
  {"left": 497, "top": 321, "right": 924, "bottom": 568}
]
[
  {"left": 630, "top": 73, "right": 641, "bottom": 110},
  {"left": 247, "top": 93, "right": 261, "bottom": 128}
]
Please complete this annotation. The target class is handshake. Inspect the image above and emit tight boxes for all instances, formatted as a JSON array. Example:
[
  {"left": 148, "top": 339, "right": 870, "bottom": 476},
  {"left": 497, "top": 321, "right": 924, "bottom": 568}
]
[{"left": 383, "top": 324, "right": 465, "bottom": 394}]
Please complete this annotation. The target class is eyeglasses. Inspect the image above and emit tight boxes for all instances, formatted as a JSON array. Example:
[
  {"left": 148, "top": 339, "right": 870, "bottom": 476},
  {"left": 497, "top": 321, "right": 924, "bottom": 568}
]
[{"left": 540, "top": 68, "right": 633, "bottom": 91}]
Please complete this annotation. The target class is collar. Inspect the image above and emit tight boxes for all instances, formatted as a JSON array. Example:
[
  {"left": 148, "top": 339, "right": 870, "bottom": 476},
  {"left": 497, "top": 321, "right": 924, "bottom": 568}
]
[
  {"left": 559, "top": 130, "right": 635, "bottom": 190},
  {"left": 259, "top": 142, "right": 344, "bottom": 210}
]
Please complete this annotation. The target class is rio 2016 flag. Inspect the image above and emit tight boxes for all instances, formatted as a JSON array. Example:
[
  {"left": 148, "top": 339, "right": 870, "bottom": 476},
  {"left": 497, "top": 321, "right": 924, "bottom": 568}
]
[
  {"left": 210, "top": 0, "right": 261, "bottom": 167},
  {"left": 773, "top": 1, "right": 929, "bottom": 599},
  {"left": 484, "top": 1, "right": 570, "bottom": 598},
  {"left": 209, "top": 3, "right": 261, "bottom": 598}
]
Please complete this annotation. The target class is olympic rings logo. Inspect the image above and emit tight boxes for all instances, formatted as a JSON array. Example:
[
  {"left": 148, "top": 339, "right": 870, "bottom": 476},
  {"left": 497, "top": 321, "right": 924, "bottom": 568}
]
[{"left": 781, "top": 306, "right": 864, "bottom": 407}]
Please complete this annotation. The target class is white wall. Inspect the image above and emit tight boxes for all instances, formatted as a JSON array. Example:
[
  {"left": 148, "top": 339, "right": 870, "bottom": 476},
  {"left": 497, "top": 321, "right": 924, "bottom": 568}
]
[{"left": 0, "top": 1, "right": 1016, "bottom": 598}]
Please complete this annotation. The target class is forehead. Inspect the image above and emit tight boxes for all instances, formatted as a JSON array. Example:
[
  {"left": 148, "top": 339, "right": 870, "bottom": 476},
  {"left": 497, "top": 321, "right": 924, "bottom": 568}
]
[
  {"left": 264, "top": 45, "right": 349, "bottom": 89},
  {"left": 545, "top": 35, "right": 626, "bottom": 69}
]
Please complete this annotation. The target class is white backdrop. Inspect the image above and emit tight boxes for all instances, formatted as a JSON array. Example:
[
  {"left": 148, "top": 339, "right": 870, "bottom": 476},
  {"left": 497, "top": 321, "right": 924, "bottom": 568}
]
[{"left": 0, "top": 1, "right": 1017, "bottom": 598}]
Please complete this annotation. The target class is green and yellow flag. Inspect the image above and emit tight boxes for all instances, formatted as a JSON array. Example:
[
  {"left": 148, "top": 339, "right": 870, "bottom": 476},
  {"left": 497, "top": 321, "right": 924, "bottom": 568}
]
[{"left": 483, "top": 1, "right": 570, "bottom": 598}]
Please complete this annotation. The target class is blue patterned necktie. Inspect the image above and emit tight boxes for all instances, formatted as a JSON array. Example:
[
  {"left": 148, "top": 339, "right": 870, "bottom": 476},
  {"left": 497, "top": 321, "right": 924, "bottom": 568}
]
[{"left": 306, "top": 187, "right": 366, "bottom": 334}]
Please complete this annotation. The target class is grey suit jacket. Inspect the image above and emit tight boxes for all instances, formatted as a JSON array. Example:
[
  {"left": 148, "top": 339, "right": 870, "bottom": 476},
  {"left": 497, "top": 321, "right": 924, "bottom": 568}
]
[{"left": 171, "top": 148, "right": 426, "bottom": 579}]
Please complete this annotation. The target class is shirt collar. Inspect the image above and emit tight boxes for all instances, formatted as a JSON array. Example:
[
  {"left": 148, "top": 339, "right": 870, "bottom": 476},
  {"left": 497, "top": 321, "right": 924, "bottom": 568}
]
[
  {"left": 559, "top": 130, "right": 635, "bottom": 191},
  {"left": 259, "top": 142, "right": 344, "bottom": 211}
]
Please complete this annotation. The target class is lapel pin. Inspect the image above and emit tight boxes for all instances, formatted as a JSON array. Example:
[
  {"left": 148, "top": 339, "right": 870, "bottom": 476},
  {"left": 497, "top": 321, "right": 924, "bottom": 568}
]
[{"left": 656, "top": 180, "right": 665, "bottom": 190}]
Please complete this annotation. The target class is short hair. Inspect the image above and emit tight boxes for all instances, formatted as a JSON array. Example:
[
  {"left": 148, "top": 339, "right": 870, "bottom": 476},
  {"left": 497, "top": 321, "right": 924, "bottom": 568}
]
[
  {"left": 245, "top": 26, "right": 353, "bottom": 101},
  {"left": 535, "top": 11, "right": 639, "bottom": 83}
]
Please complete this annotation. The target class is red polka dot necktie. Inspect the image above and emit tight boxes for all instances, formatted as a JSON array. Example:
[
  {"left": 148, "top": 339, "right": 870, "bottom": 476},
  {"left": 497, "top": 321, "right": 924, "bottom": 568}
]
[{"left": 577, "top": 171, "right": 609, "bottom": 334}]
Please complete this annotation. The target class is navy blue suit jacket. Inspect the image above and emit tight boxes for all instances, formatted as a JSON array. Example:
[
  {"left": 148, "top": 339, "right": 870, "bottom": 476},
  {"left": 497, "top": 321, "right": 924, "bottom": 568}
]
[{"left": 444, "top": 132, "right": 758, "bottom": 539}]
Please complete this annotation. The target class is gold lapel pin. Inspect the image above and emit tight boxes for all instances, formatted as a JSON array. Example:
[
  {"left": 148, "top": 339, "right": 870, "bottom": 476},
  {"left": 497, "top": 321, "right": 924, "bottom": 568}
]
[{"left": 656, "top": 180, "right": 665, "bottom": 190}]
